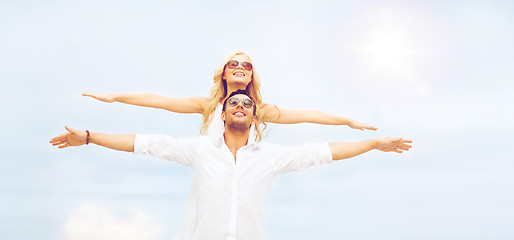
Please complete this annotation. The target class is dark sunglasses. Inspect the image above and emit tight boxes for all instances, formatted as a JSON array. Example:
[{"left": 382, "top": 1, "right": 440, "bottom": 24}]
[
  {"left": 227, "top": 97, "right": 254, "bottom": 109},
  {"left": 226, "top": 60, "right": 253, "bottom": 71}
]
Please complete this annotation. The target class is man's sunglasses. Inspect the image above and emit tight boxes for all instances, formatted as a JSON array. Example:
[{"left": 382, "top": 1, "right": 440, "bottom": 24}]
[
  {"left": 227, "top": 97, "right": 254, "bottom": 109},
  {"left": 226, "top": 60, "right": 253, "bottom": 71}
]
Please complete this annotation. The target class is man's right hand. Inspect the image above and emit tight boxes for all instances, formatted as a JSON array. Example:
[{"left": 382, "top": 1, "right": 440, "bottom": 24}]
[{"left": 50, "top": 126, "right": 88, "bottom": 149}]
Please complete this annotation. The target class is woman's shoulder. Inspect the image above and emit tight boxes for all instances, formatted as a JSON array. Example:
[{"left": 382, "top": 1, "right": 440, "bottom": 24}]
[
  {"left": 258, "top": 103, "right": 279, "bottom": 118},
  {"left": 258, "top": 102, "right": 278, "bottom": 110}
]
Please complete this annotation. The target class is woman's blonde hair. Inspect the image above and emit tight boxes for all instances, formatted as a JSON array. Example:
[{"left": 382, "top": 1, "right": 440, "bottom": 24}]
[{"left": 200, "top": 51, "right": 266, "bottom": 141}]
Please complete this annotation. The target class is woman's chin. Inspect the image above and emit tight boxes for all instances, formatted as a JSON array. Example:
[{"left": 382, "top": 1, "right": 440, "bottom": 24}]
[{"left": 226, "top": 79, "right": 251, "bottom": 87}]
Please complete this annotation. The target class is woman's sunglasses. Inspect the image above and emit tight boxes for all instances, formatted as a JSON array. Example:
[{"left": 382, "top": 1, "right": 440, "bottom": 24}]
[
  {"left": 226, "top": 60, "right": 253, "bottom": 71},
  {"left": 227, "top": 97, "right": 254, "bottom": 109}
]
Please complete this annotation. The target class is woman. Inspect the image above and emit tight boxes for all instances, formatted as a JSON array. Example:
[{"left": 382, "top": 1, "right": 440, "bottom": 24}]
[{"left": 83, "top": 51, "right": 377, "bottom": 141}]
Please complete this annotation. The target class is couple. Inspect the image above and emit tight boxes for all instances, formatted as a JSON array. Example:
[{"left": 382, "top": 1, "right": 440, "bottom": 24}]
[{"left": 50, "top": 52, "right": 412, "bottom": 240}]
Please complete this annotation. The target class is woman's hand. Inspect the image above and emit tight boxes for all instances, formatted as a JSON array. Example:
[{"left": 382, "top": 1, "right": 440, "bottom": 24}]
[
  {"left": 348, "top": 120, "right": 378, "bottom": 131},
  {"left": 82, "top": 92, "right": 115, "bottom": 103}
]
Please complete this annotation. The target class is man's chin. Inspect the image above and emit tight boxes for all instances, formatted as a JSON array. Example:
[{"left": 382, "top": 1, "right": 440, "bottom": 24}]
[{"left": 226, "top": 122, "right": 252, "bottom": 131}]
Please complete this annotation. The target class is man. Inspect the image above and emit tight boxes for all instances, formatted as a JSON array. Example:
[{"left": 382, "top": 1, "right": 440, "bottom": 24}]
[{"left": 50, "top": 90, "right": 412, "bottom": 240}]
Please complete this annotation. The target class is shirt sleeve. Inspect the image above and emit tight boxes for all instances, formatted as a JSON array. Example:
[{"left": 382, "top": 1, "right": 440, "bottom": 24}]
[
  {"left": 270, "top": 142, "right": 333, "bottom": 174},
  {"left": 133, "top": 134, "right": 201, "bottom": 167}
]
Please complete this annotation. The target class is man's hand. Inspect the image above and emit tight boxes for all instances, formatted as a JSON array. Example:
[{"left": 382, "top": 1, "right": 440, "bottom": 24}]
[
  {"left": 82, "top": 92, "right": 115, "bottom": 103},
  {"left": 50, "top": 126, "right": 87, "bottom": 149},
  {"left": 375, "top": 137, "right": 412, "bottom": 153}
]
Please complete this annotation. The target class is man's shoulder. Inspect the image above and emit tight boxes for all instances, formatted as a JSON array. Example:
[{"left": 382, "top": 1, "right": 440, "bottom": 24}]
[
  {"left": 136, "top": 134, "right": 210, "bottom": 145},
  {"left": 257, "top": 140, "right": 330, "bottom": 151},
  {"left": 255, "top": 140, "right": 288, "bottom": 150}
]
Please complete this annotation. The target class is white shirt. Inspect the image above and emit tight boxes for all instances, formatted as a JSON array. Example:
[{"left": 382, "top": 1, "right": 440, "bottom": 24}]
[{"left": 134, "top": 133, "right": 332, "bottom": 240}]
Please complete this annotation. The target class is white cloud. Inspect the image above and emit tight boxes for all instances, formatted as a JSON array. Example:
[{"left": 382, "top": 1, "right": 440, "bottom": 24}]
[{"left": 63, "top": 202, "right": 161, "bottom": 240}]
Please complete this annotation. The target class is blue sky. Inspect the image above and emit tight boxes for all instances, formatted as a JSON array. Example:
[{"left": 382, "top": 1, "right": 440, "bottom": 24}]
[{"left": 1, "top": 0, "right": 513, "bottom": 239}]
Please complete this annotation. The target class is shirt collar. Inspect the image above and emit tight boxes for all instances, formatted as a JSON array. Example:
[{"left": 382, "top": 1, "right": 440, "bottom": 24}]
[{"left": 213, "top": 130, "right": 261, "bottom": 150}]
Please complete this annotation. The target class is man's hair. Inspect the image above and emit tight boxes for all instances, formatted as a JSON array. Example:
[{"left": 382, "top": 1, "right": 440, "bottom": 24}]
[{"left": 222, "top": 89, "right": 257, "bottom": 115}]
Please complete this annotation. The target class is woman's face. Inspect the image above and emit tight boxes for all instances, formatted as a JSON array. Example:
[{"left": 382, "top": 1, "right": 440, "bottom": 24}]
[{"left": 223, "top": 54, "right": 253, "bottom": 88}]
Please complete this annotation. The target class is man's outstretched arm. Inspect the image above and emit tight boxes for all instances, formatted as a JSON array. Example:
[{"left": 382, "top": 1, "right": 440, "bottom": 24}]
[
  {"left": 50, "top": 126, "right": 135, "bottom": 152},
  {"left": 329, "top": 137, "right": 412, "bottom": 160}
]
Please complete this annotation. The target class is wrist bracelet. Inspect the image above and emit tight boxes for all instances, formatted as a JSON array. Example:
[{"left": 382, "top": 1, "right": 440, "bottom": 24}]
[{"left": 86, "top": 130, "right": 90, "bottom": 145}]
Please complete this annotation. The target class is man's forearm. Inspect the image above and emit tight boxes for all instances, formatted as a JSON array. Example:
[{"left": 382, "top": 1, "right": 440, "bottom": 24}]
[
  {"left": 329, "top": 139, "right": 378, "bottom": 160},
  {"left": 90, "top": 132, "right": 136, "bottom": 152}
]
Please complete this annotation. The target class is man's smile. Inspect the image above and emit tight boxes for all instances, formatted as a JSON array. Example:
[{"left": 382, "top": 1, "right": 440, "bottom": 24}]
[{"left": 233, "top": 111, "right": 246, "bottom": 116}]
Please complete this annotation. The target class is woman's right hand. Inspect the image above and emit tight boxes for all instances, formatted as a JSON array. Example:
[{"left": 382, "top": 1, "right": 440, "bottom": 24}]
[{"left": 82, "top": 92, "right": 115, "bottom": 103}]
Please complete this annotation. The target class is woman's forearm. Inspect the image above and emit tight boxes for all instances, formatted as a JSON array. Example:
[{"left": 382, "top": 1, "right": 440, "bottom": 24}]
[
  {"left": 113, "top": 93, "right": 167, "bottom": 109},
  {"left": 261, "top": 106, "right": 377, "bottom": 130},
  {"left": 296, "top": 109, "right": 353, "bottom": 125},
  {"left": 85, "top": 92, "right": 207, "bottom": 114},
  {"left": 263, "top": 108, "right": 351, "bottom": 125}
]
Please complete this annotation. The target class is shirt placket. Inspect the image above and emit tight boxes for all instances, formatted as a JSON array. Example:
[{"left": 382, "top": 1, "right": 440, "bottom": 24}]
[{"left": 226, "top": 147, "right": 242, "bottom": 240}]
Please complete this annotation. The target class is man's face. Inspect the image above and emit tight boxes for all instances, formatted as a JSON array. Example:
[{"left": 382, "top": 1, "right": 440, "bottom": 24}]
[{"left": 221, "top": 94, "right": 256, "bottom": 131}]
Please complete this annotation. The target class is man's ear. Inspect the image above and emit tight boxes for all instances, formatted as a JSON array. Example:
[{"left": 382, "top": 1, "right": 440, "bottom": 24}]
[
  {"left": 221, "top": 111, "right": 226, "bottom": 121},
  {"left": 251, "top": 115, "right": 257, "bottom": 125}
]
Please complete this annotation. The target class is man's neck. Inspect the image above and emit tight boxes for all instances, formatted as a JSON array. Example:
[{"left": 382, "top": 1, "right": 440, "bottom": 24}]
[{"left": 223, "top": 128, "right": 250, "bottom": 162}]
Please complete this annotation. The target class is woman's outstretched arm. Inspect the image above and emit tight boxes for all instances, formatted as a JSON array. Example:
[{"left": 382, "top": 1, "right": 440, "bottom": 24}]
[
  {"left": 260, "top": 105, "right": 378, "bottom": 131},
  {"left": 82, "top": 92, "right": 208, "bottom": 114}
]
